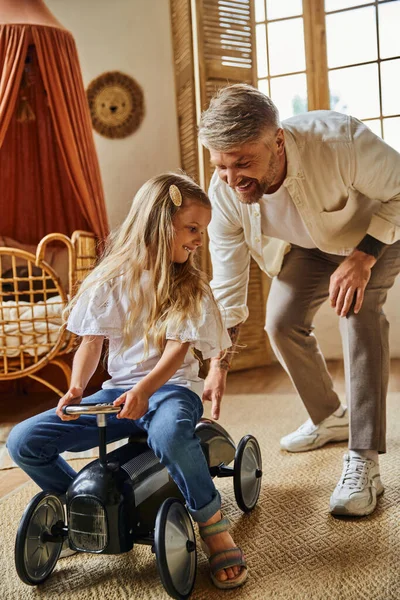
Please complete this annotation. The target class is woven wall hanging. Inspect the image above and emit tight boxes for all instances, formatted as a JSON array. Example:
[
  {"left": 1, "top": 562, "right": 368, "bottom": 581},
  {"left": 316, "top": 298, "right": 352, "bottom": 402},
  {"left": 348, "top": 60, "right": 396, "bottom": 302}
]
[{"left": 86, "top": 71, "right": 145, "bottom": 139}]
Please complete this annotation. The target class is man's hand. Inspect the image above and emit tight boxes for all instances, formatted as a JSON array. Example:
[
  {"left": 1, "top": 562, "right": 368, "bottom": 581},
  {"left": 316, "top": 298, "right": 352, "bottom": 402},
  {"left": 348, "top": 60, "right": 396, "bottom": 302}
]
[
  {"left": 56, "top": 386, "right": 84, "bottom": 421},
  {"left": 113, "top": 386, "right": 149, "bottom": 420},
  {"left": 202, "top": 366, "right": 227, "bottom": 420},
  {"left": 329, "top": 250, "right": 376, "bottom": 317}
]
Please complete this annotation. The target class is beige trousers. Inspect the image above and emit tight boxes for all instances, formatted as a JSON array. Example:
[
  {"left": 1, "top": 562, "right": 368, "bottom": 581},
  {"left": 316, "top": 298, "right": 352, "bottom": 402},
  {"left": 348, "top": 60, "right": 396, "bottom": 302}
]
[{"left": 265, "top": 241, "right": 400, "bottom": 453}]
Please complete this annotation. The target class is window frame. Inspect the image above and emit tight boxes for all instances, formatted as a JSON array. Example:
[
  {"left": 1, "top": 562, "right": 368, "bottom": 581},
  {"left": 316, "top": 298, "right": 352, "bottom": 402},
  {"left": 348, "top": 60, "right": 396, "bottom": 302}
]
[{"left": 254, "top": 0, "right": 400, "bottom": 134}]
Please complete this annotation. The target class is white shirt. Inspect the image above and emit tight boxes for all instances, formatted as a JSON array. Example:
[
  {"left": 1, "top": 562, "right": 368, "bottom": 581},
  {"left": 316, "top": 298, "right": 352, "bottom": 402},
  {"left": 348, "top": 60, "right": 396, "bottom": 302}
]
[
  {"left": 208, "top": 111, "right": 400, "bottom": 328},
  {"left": 67, "top": 273, "right": 231, "bottom": 396},
  {"left": 259, "top": 184, "right": 316, "bottom": 248}
]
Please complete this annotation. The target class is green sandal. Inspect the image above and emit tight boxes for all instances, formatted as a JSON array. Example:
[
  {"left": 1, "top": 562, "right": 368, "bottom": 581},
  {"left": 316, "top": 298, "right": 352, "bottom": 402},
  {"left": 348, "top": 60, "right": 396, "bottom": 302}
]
[{"left": 199, "top": 516, "right": 247, "bottom": 590}]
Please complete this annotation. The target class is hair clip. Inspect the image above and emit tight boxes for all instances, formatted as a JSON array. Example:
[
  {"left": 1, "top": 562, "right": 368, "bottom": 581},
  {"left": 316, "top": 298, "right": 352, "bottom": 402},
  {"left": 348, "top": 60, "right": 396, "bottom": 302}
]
[{"left": 169, "top": 184, "right": 182, "bottom": 207}]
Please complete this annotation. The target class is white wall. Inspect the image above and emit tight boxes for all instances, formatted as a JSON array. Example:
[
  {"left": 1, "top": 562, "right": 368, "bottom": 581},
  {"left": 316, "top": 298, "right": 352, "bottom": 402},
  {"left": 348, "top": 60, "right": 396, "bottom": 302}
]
[{"left": 46, "top": 0, "right": 181, "bottom": 228}]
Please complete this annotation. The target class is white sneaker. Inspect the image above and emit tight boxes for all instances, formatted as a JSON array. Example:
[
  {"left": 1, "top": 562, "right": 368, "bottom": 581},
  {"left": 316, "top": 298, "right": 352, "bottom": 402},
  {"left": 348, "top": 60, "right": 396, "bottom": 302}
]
[
  {"left": 280, "top": 406, "right": 349, "bottom": 452},
  {"left": 330, "top": 454, "right": 384, "bottom": 516}
]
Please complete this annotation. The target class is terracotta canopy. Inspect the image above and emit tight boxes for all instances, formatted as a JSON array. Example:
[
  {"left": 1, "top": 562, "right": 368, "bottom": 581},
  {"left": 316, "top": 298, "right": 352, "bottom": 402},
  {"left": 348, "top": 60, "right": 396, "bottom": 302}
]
[{"left": 0, "top": 0, "right": 109, "bottom": 244}]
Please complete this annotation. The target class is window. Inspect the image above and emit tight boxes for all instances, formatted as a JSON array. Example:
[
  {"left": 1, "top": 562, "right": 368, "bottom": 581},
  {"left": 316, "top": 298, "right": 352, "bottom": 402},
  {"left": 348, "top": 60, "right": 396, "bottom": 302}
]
[
  {"left": 254, "top": 0, "right": 400, "bottom": 152},
  {"left": 326, "top": 0, "right": 400, "bottom": 151},
  {"left": 254, "top": 0, "right": 308, "bottom": 119}
]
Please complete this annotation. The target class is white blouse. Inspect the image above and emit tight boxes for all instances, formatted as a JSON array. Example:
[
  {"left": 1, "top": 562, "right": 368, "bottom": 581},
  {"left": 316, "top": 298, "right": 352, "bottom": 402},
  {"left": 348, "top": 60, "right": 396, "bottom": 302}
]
[{"left": 67, "top": 273, "right": 231, "bottom": 396}]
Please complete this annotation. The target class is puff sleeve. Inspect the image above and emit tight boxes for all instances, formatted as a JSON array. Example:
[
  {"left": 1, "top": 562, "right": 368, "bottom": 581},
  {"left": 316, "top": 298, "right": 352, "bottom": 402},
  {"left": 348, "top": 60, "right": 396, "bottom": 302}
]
[
  {"left": 166, "top": 296, "right": 231, "bottom": 359},
  {"left": 67, "top": 282, "right": 123, "bottom": 337}
]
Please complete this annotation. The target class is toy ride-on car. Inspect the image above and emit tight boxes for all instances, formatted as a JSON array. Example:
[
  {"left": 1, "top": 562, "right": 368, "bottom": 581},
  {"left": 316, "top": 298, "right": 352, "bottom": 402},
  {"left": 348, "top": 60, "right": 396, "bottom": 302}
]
[{"left": 15, "top": 403, "right": 262, "bottom": 599}]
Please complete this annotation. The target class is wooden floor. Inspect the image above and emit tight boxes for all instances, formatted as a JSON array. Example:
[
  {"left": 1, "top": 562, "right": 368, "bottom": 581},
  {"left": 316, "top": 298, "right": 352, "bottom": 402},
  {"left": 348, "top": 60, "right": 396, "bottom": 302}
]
[{"left": 1, "top": 359, "right": 399, "bottom": 500}]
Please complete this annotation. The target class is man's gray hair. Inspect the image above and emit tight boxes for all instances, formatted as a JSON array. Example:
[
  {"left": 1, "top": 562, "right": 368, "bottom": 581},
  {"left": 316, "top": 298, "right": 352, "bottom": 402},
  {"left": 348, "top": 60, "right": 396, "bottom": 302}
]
[{"left": 199, "top": 84, "right": 281, "bottom": 151}]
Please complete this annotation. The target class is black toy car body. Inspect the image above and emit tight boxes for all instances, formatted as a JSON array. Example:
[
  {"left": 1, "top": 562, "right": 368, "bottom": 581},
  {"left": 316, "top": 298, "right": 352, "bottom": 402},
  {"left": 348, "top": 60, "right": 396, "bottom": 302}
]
[{"left": 15, "top": 403, "right": 262, "bottom": 599}]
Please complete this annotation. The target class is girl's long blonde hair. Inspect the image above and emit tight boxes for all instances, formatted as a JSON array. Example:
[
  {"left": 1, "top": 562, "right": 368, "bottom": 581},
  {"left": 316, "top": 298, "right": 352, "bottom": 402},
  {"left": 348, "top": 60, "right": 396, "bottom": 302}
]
[{"left": 65, "top": 172, "right": 224, "bottom": 355}]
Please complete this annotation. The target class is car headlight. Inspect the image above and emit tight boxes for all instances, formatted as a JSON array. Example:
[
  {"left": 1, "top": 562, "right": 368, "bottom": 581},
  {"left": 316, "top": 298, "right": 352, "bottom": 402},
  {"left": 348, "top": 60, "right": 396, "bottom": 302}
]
[{"left": 68, "top": 496, "right": 108, "bottom": 552}]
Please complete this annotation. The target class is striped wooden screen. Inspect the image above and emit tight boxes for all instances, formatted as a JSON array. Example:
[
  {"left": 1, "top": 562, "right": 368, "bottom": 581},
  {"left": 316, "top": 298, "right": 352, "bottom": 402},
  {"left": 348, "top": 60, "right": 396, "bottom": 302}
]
[
  {"left": 198, "top": 0, "right": 255, "bottom": 185},
  {"left": 170, "top": 0, "right": 199, "bottom": 182},
  {"left": 170, "top": 0, "right": 272, "bottom": 370}
]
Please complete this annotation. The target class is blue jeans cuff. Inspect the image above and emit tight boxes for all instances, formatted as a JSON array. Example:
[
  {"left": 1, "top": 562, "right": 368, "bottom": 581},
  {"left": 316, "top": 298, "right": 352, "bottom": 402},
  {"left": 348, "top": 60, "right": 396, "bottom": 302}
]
[{"left": 187, "top": 489, "right": 222, "bottom": 523}]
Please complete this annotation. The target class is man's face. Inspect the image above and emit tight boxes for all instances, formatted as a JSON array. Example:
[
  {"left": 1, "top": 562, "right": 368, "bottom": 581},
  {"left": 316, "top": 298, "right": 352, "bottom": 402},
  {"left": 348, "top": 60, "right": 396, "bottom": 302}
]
[{"left": 209, "top": 129, "right": 286, "bottom": 204}]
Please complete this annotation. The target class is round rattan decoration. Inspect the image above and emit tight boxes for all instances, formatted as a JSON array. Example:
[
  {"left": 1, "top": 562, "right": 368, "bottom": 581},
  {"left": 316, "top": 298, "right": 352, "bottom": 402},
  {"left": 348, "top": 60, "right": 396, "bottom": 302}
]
[{"left": 86, "top": 71, "right": 145, "bottom": 139}]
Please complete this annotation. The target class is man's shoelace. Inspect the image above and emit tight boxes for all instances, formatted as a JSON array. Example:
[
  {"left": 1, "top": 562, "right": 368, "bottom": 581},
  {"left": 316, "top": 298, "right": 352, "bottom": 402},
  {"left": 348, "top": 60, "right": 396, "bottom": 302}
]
[{"left": 340, "top": 457, "right": 369, "bottom": 489}]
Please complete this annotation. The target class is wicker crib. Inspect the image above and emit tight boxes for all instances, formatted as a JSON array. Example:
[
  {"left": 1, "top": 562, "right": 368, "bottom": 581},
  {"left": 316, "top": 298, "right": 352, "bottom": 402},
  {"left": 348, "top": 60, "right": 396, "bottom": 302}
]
[{"left": 0, "top": 231, "right": 97, "bottom": 397}]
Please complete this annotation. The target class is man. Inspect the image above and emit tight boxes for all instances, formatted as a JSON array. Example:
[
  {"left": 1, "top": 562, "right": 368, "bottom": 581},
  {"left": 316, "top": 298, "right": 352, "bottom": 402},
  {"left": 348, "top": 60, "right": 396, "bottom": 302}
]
[{"left": 199, "top": 84, "right": 400, "bottom": 517}]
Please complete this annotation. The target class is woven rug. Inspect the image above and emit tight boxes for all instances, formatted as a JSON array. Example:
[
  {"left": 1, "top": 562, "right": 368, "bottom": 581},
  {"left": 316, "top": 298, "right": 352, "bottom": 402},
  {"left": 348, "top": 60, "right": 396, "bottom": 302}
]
[{"left": 1, "top": 392, "right": 400, "bottom": 600}]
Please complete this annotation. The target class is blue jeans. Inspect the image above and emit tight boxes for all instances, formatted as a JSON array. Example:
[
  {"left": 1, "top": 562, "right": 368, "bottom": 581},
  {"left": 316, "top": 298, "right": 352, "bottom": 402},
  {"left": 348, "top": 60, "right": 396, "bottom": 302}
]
[{"left": 7, "top": 385, "right": 221, "bottom": 522}]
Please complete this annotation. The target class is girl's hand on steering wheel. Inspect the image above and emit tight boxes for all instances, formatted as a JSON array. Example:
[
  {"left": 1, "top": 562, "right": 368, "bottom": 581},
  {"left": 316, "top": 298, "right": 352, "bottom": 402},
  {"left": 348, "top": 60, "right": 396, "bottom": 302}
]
[
  {"left": 56, "top": 387, "right": 84, "bottom": 421},
  {"left": 113, "top": 387, "right": 149, "bottom": 420}
]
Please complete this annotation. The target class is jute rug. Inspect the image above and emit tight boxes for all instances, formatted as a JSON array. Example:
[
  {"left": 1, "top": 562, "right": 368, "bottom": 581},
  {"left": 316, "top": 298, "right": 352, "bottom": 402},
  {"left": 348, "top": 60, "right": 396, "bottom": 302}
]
[{"left": 1, "top": 391, "right": 400, "bottom": 600}]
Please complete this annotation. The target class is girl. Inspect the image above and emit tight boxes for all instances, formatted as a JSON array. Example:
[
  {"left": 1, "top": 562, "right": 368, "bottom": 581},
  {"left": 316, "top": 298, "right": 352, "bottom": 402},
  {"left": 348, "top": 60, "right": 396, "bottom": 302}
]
[{"left": 7, "top": 173, "right": 247, "bottom": 590}]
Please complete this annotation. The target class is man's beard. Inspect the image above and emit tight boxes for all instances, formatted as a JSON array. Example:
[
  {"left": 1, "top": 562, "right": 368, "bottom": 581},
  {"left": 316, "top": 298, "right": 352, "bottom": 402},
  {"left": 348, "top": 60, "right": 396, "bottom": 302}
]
[{"left": 234, "top": 155, "right": 279, "bottom": 204}]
